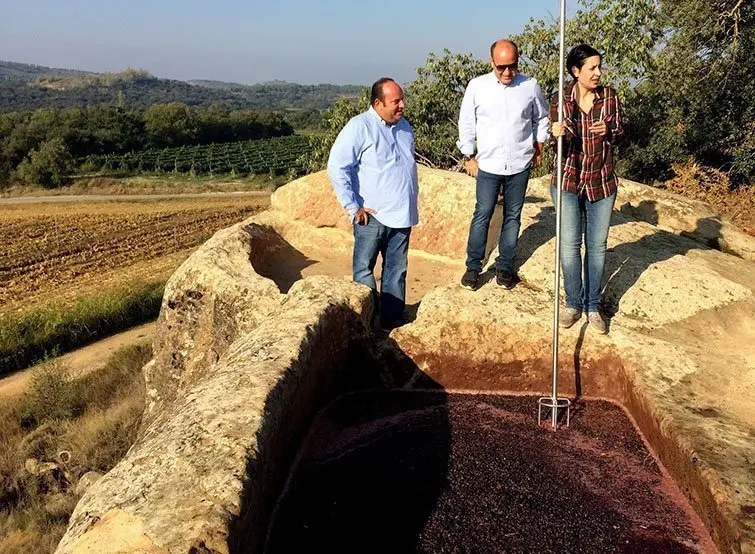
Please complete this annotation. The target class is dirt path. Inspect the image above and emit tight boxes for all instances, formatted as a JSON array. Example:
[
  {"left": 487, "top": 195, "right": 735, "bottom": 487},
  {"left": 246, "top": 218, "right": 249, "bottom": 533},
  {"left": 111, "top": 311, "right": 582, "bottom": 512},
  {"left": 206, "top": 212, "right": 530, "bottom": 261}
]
[
  {"left": 0, "top": 191, "right": 271, "bottom": 204},
  {"left": 0, "top": 322, "right": 155, "bottom": 399}
]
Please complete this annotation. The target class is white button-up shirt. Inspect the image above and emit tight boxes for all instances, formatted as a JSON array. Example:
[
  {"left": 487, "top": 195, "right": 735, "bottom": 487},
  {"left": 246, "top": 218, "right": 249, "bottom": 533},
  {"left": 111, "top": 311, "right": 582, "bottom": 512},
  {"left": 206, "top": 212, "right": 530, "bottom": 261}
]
[{"left": 457, "top": 72, "right": 549, "bottom": 176}]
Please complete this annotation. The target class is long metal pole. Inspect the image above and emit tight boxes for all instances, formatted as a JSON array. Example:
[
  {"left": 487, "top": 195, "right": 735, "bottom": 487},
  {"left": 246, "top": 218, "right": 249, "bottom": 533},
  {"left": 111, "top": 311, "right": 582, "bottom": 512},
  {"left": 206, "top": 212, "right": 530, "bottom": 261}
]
[{"left": 551, "top": 0, "right": 567, "bottom": 429}]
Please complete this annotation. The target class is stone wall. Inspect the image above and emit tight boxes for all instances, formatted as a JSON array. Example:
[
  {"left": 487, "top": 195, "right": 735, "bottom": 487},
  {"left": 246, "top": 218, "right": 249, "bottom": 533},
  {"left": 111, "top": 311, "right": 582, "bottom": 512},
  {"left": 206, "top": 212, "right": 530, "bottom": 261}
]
[{"left": 56, "top": 224, "right": 375, "bottom": 553}]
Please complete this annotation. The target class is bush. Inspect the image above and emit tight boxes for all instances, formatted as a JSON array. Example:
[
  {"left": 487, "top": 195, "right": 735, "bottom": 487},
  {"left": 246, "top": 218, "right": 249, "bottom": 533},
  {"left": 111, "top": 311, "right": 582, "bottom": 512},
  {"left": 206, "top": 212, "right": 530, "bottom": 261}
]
[
  {"left": 14, "top": 137, "right": 73, "bottom": 188},
  {"left": 20, "top": 361, "right": 84, "bottom": 427},
  {"left": 0, "top": 343, "right": 150, "bottom": 553}
]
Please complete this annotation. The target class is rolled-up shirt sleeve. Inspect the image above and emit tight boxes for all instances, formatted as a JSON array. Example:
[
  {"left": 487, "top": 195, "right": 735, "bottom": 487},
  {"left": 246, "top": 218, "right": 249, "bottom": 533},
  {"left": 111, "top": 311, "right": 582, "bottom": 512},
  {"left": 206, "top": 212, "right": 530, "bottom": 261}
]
[
  {"left": 532, "top": 82, "right": 550, "bottom": 144},
  {"left": 605, "top": 90, "right": 624, "bottom": 147},
  {"left": 327, "top": 119, "right": 363, "bottom": 215},
  {"left": 456, "top": 82, "right": 476, "bottom": 156}
]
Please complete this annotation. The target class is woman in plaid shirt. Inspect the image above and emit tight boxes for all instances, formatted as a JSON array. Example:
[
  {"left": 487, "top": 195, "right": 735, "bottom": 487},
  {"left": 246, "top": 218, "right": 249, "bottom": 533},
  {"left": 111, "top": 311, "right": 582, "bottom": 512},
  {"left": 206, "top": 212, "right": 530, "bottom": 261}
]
[{"left": 550, "top": 44, "right": 624, "bottom": 334}]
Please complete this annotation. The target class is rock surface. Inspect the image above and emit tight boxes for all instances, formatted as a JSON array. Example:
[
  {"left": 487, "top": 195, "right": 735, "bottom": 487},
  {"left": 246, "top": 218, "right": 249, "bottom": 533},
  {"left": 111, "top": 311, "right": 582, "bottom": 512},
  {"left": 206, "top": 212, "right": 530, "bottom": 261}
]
[
  {"left": 74, "top": 471, "right": 103, "bottom": 497},
  {"left": 56, "top": 276, "right": 373, "bottom": 554},
  {"left": 271, "top": 167, "right": 503, "bottom": 261},
  {"left": 144, "top": 221, "right": 283, "bottom": 426},
  {"left": 56, "top": 167, "right": 755, "bottom": 553},
  {"left": 388, "top": 175, "right": 755, "bottom": 553}
]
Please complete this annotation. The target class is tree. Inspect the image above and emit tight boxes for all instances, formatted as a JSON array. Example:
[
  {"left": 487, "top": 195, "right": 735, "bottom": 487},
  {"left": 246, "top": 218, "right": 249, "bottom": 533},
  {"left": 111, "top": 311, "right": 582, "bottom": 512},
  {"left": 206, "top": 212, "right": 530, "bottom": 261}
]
[
  {"left": 15, "top": 137, "right": 73, "bottom": 188},
  {"left": 144, "top": 103, "right": 199, "bottom": 147},
  {"left": 299, "top": 92, "right": 369, "bottom": 173},
  {"left": 511, "top": 0, "right": 661, "bottom": 99},
  {"left": 621, "top": 0, "right": 755, "bottom": 184},
  {"left": 405, "top": 50, "right": 489, "bottom": 169}
]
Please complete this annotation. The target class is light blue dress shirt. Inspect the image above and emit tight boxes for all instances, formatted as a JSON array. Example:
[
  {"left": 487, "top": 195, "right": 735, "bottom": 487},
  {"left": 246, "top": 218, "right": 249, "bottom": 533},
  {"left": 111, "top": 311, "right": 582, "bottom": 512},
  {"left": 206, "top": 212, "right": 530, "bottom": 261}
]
[
  {"left": 327, "top": 107, "right": 419, "bottom": 229},
  {"left": 457, "top": 72, "right": 550, "bottom": 176}
]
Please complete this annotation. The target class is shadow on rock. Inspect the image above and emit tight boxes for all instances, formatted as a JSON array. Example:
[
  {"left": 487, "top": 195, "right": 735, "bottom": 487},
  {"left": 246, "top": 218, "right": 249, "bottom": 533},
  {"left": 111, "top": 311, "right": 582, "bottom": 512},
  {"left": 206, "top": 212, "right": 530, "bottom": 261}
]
[
  {"left": 262, "top": 336, "right": 450, "bottom": 554},
  {"left": 225, "top": 307, "right": 451, "bottom": 554},
  {"left": 603, "top": 203, "right": 721, "bottom": 317},
  {"left": 243, "top": 224, "right": 317, "bottom": 293},
  {"left": 515, "top": 203, "right": 557, "bottom": 272}
]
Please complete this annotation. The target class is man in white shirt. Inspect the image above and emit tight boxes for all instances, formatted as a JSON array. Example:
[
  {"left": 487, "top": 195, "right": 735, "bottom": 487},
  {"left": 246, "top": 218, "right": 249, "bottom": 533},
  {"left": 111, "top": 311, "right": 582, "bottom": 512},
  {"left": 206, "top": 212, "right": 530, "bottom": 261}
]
[{"left": 457, "top": 39, "right": 549, "bottom": 291}]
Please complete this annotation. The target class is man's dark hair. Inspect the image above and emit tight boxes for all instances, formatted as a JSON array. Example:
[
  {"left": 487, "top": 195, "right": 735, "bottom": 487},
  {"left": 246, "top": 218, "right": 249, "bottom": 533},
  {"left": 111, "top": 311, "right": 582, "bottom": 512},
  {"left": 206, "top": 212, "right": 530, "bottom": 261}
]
[
  {"left": 371, "top": 77, "right": 396, "bottom": 105},
  {"left": 566, "top": 44, "right": 602, "bottom": 79},
  {"left": 490, "top": 39, "right": 519, "bottom": 60}
]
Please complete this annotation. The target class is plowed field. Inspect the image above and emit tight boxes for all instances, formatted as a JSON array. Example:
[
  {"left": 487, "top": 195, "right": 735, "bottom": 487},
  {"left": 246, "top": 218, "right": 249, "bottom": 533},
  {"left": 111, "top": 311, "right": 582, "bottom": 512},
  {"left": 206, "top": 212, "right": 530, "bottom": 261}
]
[{"left": 0, "top": 195, "right": 270, "bottom": 314}]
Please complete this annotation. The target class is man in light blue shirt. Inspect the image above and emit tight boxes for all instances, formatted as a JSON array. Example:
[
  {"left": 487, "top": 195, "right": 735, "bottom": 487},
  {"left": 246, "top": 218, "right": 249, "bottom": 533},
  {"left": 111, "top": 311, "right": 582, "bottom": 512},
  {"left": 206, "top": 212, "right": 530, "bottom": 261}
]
[
  {"left": 457, "top": 39, "right": 549, "bottom": 291},
  {"left": 328, "top": 77, "right": 419, "bottom": 330}
]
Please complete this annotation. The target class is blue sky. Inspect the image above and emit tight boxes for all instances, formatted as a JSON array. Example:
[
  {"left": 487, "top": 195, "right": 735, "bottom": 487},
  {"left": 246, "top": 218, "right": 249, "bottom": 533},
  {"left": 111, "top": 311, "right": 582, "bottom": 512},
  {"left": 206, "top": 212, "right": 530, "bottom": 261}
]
[{"left": 0, "top": 0, "right": 568, "bottom": 85}]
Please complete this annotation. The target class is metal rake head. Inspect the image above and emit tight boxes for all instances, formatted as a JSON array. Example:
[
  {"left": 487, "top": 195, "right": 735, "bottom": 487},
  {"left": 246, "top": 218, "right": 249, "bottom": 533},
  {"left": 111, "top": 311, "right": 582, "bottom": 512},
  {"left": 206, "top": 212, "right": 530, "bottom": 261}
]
[{"left": 538, "top": 396, "right": 571, "bottom": 429}]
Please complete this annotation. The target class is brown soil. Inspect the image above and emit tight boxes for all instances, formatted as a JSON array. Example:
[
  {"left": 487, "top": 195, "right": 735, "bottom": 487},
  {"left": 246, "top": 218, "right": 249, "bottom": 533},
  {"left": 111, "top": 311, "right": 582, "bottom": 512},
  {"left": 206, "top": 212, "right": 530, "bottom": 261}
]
[
  {"left": 265, "top": 392, "right": 717, "bottom": 553},
  {"left": 0, "top": 196, "right": 270, "bottom": 313}
]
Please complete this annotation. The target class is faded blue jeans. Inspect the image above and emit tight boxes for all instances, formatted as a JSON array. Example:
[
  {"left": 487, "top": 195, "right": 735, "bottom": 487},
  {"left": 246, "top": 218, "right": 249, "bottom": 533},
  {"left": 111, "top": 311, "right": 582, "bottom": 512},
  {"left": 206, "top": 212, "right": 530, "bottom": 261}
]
[
  {"left": 353, "top": 215, "right": 411, "bottom": 323},
  {"left": 550, "top": 185, "right": 616, "bottom": 312},
  {"left": 465, "top": 168, "right": 530, "bottom": 274}
]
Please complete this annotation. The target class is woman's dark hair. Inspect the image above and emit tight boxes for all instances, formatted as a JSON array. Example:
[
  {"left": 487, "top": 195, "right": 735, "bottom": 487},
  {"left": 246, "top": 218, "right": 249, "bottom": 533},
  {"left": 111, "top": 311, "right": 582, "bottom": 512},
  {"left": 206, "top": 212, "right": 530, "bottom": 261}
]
[{"left": 566, "top": 44, "right": 602, "bottom": 79}]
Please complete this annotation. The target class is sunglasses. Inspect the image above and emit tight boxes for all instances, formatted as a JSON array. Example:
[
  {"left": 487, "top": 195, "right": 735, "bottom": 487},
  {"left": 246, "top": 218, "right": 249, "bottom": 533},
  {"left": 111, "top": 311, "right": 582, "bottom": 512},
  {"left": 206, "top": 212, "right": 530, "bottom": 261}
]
[{"left": 495, "top": 62, "right": 518, "bottom": 73}]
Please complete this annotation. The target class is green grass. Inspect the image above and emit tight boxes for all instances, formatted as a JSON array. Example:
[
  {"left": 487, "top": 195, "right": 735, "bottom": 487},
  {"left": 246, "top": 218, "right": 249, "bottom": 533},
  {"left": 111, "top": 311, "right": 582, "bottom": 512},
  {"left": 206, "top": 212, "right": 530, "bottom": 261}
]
[
  {"left": 0, "top": 343, "right": 150, "bottom": 553},
  {"left": 0, "top": 281, "right": 164, "bottom": 376},
  {"left": 1, "top": 171, "right": 289, "bottom": 197}
]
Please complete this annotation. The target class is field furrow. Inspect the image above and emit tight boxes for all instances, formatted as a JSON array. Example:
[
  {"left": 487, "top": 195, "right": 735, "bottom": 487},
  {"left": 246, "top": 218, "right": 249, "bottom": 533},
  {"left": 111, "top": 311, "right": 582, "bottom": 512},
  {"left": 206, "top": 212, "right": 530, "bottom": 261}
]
[{"left": 0, "top": 196, "right": 270, "bottom": 312}]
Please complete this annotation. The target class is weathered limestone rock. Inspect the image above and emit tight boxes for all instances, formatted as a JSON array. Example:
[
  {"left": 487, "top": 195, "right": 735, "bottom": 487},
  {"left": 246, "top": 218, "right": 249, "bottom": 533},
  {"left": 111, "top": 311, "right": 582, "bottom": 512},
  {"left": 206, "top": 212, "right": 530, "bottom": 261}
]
[
  {"left": 75, "top": 471, "right": 103, "bottom": 497},
  {"left": 616, "top": 177, "right": 755, "bottom": 261},
  {"left": 143, "top": 221, "right": 283, "bottom": 423},
  {"left": 56, "top": 276, "right": 373, "bottom": 554},
  {"left": 57, "top": 167, "right": 755, "bottom": 554},
  {"left": 518, "top": 178, "right": 754, "bottom": 330},
  {"left": 271, "top": 167, "right": 501, "bottom": 261}
]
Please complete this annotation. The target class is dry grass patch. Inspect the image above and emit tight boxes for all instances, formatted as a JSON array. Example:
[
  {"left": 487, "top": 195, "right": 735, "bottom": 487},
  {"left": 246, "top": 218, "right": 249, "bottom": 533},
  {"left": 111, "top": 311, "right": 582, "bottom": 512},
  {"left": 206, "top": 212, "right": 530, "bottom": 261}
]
[
  {"left": 1, "top": 173, "right": 286, "bottom": 197},
  {"left": 0, "top": 342, "right": 150, "bottom": 552},
  {"left": 0, "top": 281, "right": 163, "bottom": 376},
  {"left": 664, "top": 160, "right": 755, "bottom": 236}
]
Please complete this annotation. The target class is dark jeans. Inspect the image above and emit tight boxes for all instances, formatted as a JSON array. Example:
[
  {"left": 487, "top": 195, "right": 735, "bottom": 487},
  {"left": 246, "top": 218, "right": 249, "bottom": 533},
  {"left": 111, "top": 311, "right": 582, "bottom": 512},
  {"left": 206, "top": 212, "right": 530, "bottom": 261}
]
[
  {"left": 353, "top": 216, "right": 411, "bottom": 323},
  {"left": 550, "top": 185, "right": 616, "bottom": 312},
  {"left": 465, "top": 168, "right": 530, "bottom": 273}
]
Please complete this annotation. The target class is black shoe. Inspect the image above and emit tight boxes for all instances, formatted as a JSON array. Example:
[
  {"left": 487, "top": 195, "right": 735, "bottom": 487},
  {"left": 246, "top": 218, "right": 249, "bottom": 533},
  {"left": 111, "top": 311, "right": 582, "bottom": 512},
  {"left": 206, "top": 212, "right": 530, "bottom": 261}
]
[
  {"left": 460, "top": 269, "right": 479, "bottom": 290},
  {"left": 495, "top": 269, "right": 519, "bottom": 289}
]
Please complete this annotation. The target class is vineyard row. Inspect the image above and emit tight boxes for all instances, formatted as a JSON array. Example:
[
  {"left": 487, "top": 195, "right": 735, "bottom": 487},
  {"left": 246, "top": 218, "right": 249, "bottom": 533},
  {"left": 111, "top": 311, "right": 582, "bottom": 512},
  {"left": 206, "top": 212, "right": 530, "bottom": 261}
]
[{"left": 82, "top": 135, "right": 310, "bottom": 176}]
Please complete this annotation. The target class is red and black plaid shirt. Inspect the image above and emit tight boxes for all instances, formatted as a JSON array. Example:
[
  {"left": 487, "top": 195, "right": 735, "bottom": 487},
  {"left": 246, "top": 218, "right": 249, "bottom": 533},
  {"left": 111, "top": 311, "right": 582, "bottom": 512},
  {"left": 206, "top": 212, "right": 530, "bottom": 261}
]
[{"left": 549, "top": 82, "right": 624, "bottom": 202}]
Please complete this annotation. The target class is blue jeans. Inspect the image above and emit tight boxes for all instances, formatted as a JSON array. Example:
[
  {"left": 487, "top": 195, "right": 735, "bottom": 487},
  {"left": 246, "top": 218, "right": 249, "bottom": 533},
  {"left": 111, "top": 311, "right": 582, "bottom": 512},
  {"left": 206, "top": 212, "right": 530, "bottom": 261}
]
[
  {"left": 465, "top": 168, "right": 530, "bottom": 273},
  {"left": 353, "top": 216, "right": 411, "bottom": 323},
  {"left": 550, "top": 185, "right": 616, "bottom": 312}
]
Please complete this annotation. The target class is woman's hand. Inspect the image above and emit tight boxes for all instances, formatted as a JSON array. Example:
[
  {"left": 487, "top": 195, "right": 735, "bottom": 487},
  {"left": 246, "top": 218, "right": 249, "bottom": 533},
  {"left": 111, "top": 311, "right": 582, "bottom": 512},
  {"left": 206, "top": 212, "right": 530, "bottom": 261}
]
[
  {"left": 551, "top": 122, "right": 567, "bottom": 138},
  {"left": 588, "top": 120, "right": 608, "bottom": 136}
]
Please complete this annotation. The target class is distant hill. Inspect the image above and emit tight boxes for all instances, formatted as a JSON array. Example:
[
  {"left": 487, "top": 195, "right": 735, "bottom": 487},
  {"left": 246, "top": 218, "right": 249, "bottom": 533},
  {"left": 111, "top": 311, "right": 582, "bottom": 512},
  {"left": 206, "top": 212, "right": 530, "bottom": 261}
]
[
  {"left": 186, "top": 79, "right": 247, "bottom": 90},
  {"left": 0, "top": 60, "right": 96, "bottom": 83},
  {"left": 0, "top": 61, "right": 363, "bottom": 112}
]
